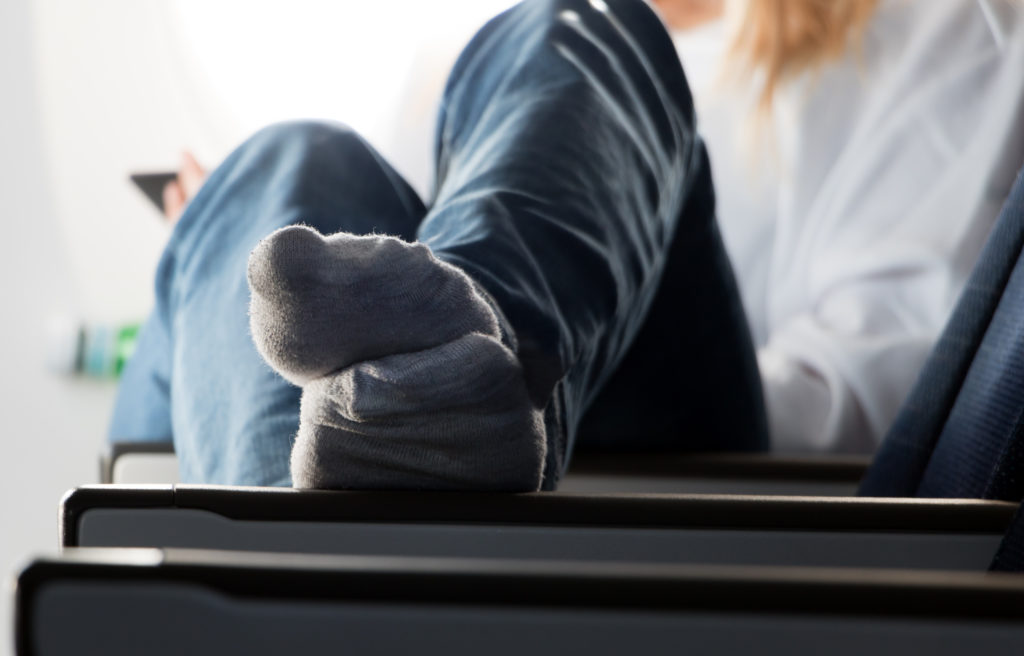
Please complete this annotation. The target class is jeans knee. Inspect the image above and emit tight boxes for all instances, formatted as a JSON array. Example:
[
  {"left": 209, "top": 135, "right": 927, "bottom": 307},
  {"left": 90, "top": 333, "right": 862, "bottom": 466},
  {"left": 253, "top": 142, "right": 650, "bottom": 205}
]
[{"left": 233, "top": 120, "right": 370, "bottom": 177}]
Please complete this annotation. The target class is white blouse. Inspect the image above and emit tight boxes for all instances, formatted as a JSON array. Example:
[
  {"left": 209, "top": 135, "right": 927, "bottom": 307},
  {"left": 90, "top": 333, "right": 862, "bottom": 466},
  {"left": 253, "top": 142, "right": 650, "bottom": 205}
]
[{"left": 673, "top": 0, "right": 1024, "bottom": 452}]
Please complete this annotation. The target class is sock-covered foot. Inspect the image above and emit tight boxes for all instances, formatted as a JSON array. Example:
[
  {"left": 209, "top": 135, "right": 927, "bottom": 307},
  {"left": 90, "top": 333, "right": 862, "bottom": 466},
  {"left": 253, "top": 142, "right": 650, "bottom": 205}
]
[
  {"left": 292, "top": 332, "right": 546, "bottom": 491},
  {"left": 248, "top": 225, "right": 501, "bottom": 385},
  {"left": 247, "top": 225, "right": 546, "bottom": 491}
]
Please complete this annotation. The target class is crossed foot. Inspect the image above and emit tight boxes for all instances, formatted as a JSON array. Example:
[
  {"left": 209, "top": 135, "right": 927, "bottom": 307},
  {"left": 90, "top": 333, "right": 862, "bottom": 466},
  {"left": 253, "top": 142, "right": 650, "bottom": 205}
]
[{"left": 247, "top": 225, "right": 547, "bottom": 491}]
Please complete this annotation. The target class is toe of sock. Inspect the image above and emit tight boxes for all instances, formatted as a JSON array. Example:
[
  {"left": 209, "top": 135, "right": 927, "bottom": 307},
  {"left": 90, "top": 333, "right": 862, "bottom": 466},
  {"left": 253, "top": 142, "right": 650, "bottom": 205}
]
[
  {"left": 247, "top": 224, "right": 328, "bottom": 299},
  {"left": 248, "top": 225, "right": 505, "bottom": 387}
]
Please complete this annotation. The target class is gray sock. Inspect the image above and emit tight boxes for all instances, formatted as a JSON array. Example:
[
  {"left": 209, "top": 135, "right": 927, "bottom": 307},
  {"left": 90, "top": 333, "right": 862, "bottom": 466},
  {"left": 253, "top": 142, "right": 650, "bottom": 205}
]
[
  {"left": 248, "top": 225, "right": 502, "bottom": 385},
  {"left": 292, "top": 332, "right": 546, "bottom": 490},
  {"left": 247, "top": 225, "right": 546, "bottom": 491}
]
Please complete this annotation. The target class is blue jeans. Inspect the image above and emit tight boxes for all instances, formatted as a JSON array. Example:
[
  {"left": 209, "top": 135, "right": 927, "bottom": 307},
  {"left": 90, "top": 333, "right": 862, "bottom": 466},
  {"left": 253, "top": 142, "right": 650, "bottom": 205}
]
[{"left": 110, "top": 0, "right": 768, "bottom": 488}]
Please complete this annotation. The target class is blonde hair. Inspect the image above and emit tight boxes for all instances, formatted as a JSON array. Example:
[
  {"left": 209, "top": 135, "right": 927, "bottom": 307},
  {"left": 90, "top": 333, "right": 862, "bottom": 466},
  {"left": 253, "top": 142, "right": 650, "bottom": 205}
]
[{"left": 725, "top": 0, "right": 880, "bottom": 110}]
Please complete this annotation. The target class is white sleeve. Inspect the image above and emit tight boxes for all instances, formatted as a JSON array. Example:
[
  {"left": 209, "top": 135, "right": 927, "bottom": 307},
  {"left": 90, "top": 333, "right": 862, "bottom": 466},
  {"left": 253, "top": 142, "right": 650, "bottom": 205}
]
[
  {"left": 760, "top": 0, "right": 1024, "bottom": 453},
  {"left": 760, "top": 293, "right": 936, "bottom": 454}
]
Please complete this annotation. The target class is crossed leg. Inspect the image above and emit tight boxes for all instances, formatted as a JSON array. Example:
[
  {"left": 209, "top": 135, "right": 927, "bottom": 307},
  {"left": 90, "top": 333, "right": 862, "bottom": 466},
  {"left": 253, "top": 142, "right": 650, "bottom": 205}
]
[
  {"left": 110, "top": 123, "right": 428, "bottom": 486},
  {"left": 111, "top": 0, "right": 767, "bottom": 490}
]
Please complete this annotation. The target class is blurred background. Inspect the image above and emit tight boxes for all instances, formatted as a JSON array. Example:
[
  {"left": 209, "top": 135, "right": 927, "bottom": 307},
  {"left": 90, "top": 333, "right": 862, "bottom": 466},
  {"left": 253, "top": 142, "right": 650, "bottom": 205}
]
[{"left": 0, "top": 1, "right": 527, "bottom": 651}]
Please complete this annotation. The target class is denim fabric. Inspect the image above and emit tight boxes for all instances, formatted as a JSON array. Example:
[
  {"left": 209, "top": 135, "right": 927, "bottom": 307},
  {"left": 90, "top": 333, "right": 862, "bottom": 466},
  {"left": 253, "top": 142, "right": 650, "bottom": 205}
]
[
  {"left": 110, "top": 124, "right": 426, "bottom": 485},
  {"left": 110, "top": 0, "right": 767, "bottom": 487},
  {"left": 860, "top": 168, "right": 1024, "bottom": 498}
]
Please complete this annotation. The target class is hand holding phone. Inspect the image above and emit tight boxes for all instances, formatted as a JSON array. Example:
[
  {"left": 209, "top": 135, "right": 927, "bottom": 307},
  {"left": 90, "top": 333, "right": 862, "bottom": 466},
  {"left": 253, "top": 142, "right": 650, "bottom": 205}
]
[
  {"left": 130, "top": 172, "right": 178, "bottom": 215},
  {"left": 130, "top": 151, "right": 207, "bottom": 223}
]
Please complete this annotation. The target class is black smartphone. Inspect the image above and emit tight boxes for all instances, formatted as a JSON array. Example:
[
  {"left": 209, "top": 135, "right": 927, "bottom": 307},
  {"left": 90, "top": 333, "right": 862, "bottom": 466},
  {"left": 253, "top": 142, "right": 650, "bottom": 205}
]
[{"left": 130, "top": 172, "right": 178, "bottom": 214}]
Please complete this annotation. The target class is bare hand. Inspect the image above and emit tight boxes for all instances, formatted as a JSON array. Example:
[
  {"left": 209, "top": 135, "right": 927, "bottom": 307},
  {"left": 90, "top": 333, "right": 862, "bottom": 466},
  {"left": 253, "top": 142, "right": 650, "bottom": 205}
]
[{"left": 162, "top": 151, "right": 207, "bottom": 224}]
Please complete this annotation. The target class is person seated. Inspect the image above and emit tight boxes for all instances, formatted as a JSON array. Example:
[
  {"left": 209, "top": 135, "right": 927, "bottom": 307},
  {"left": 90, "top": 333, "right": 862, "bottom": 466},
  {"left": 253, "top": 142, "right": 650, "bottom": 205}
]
[
  {"left": 658, "top": 0, "right": 1024, "bottom": 452},
  {"left": 109, "top": 0, "right": 1024, "bottom": 490}
]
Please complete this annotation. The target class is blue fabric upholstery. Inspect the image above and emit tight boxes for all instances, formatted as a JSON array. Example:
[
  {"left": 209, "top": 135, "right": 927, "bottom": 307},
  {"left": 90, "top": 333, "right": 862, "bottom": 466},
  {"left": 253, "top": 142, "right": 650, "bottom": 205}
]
[{"left": 860, "top": 168, "right": 1024, "bottom": 499}]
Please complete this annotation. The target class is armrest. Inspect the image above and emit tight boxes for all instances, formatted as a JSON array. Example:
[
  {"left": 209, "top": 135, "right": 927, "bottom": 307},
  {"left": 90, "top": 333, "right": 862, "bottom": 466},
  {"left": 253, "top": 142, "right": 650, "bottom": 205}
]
[
  {"left": 101, "top": 443, "right": 870, "bottom": 495},
  {"left": 100, "top": 442, "right": 176, "bottom": 484},
  {"left": 562, "top": 452, "right": 870, "bottom": 495}
]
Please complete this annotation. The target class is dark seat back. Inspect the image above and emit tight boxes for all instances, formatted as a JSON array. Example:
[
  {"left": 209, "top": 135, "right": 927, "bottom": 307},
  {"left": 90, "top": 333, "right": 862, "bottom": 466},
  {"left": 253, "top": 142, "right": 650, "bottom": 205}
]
[
  {"left": 19, "top": 548, "right": 1024, "bottom": 656},
  {"left": 992, "top": 502, "right": 1024, "bottom": 571},
  {"left": 861, "top": 169, "right": 1024, "bottom": 500}
]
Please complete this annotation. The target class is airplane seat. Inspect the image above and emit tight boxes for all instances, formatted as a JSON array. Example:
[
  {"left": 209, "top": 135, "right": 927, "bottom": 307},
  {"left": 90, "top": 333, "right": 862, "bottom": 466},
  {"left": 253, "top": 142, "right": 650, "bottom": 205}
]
[
  {"left": 861, "top": 166, "right": 1024, "bottom": 501},
  {"left": 17, "top": 549, "right": 1024, "bottom": 656}
]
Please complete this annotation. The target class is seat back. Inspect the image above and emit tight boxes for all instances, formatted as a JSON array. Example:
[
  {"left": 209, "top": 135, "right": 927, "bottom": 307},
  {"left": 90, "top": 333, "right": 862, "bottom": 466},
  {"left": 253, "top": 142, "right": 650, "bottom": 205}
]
[
  {"left": 61, "top": 485, "right": 1016, "bottom": 570},
  {"left": 861, "top": 169, "right": 1024, "bottom": 499},
  {"left": 992, "top": 503, "right": 1024, "bottom": 571},
  {"left": 19, "top": 549, "right": 1024, "bottom": 656}
]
